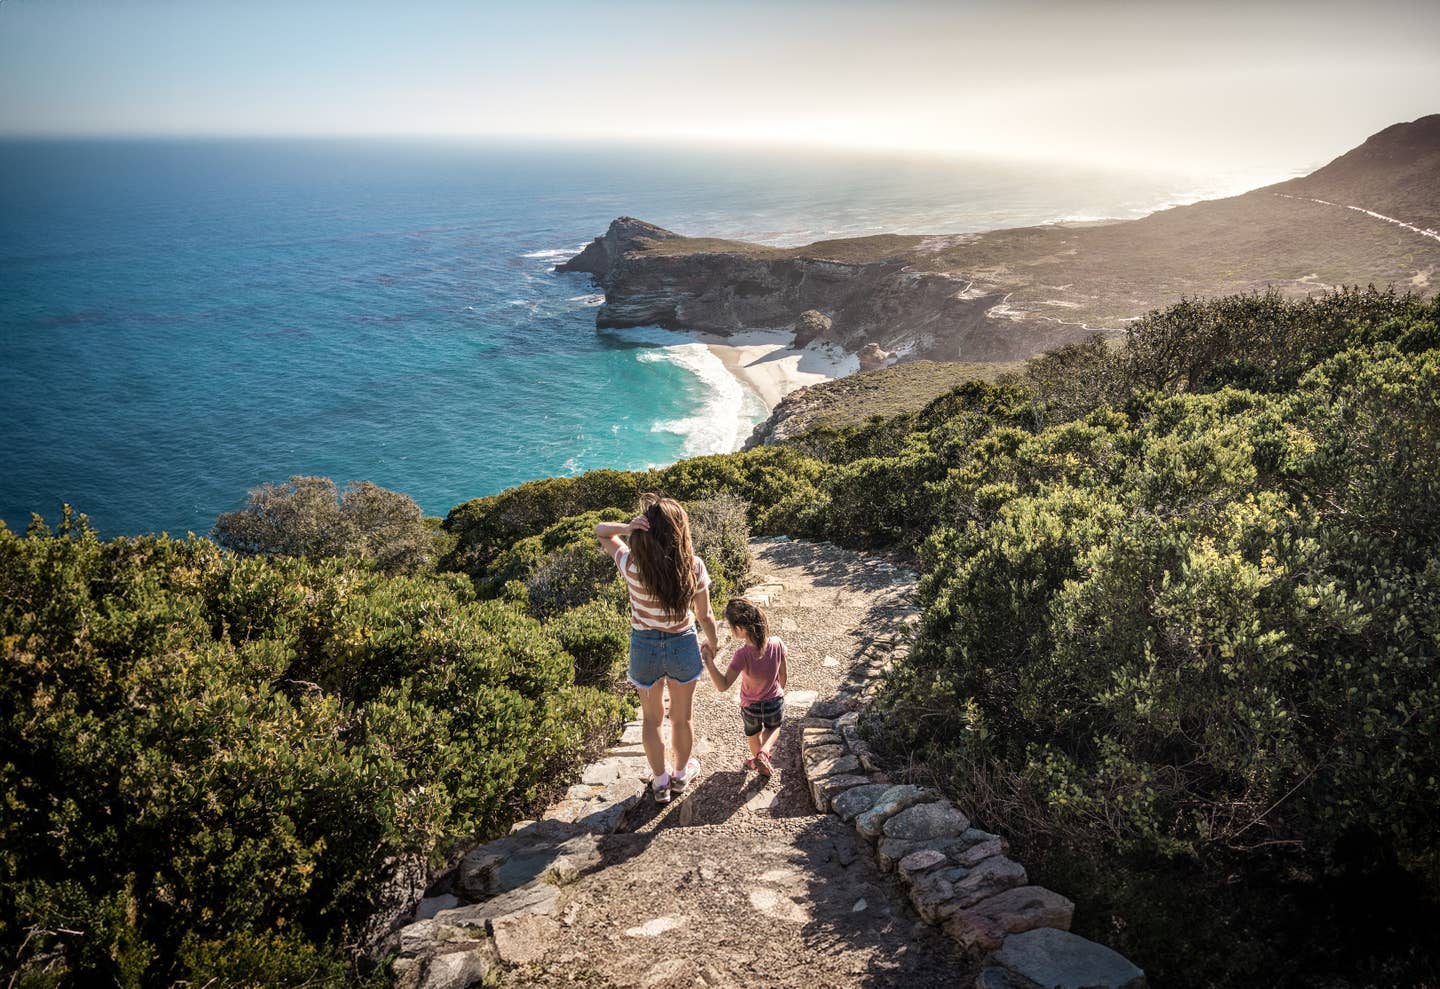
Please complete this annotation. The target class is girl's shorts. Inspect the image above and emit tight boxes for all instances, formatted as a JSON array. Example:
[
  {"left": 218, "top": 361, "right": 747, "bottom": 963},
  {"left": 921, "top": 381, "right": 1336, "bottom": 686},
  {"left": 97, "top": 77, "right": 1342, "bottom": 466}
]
[
  {"left": 741, "top": 696, "right": 786, "bottom": 736},
  {"left": 628, "top": 626, "right": 703, "bottom": 689}
]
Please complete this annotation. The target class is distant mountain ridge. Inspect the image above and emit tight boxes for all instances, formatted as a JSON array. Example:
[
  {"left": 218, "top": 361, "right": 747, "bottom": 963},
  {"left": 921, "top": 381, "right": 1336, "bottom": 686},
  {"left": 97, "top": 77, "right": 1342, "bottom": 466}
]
[{"left": 561, "top": 115, "right": 1440, "bottom": 363}]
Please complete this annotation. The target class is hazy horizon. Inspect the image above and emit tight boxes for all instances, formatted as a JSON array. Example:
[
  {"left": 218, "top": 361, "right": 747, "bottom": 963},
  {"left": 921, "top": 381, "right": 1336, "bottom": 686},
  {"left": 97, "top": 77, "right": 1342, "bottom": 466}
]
[{"left": 2, "top": 0, "right": 1438, "bottom": 177}]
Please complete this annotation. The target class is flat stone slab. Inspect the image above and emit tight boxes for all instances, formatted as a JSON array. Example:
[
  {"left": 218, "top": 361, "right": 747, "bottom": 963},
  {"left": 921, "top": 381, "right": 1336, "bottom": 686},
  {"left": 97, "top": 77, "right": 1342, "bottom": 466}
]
[
  {"left": 898, "top": 848, "right": 949, "bottom": 882},
  {"left": 806, "top": 752, "right": 862, "bottom": 780},
  {"left": 988, "top": 927, "right": 1147, "bottom": 989},
  {"left": 855, "top": 785, "right": 935, "bottom": 840},
  {"left": 579, "top": 755, "right": 651, "bottom": 786},
  {"left": 945, "top": 886, "right": 1074, "bottom": 954},
  {"left": 801, "top": 729, "right": 843, "bottom": 749},
  {"left": 456, "top": 821, "right": 599, "bottom": 900},
  {"left": 831, "top": 783, "right": 894, "bottom": 823},
  {"left": 883, "top": 801, "right": 970, "bottom": 842},
  {"left": 436, "top": 881, "right": 563, "bottom": 927},
  {"left": 544, "top": 778, "right": 645, "bottom": 834},
  {"left": 802, "top": 743, "right": 846, "bottom": 765},
  {"left": 809, "top": 772, "right": 872, "bottom": 813},
  {"left": 950, "top": 856, "right": 1028, "bottom": 910}
]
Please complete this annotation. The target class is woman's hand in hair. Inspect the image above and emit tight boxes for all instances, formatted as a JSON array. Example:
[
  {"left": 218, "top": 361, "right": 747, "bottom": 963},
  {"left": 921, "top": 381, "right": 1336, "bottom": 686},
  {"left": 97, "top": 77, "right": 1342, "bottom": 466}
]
[{"left": 627, "top": 515, "right": 651, "bottom": 534}]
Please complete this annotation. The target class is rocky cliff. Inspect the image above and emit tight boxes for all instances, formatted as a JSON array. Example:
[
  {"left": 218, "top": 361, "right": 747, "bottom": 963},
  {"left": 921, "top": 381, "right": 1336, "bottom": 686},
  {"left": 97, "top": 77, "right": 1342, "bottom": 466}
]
[{"left": 558, "top": 115, "right": 1440, "bottom": 366}]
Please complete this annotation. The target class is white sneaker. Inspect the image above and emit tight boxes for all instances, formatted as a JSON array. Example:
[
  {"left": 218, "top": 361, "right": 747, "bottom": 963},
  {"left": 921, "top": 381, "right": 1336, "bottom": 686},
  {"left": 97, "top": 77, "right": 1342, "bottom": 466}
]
[{"left": 670, "top": 758, "right": 701, "bottom": 791}]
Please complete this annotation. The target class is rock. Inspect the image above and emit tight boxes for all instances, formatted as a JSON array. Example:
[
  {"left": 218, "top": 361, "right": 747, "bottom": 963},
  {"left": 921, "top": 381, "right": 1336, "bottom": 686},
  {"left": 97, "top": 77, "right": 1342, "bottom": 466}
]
[
  {"left": 618, "top": 721, "right": 645, "bottom": 745},
  {"left": 822, "top": 655, "right": 840, "bottom": 668},
  {"left": 810, "top": 699, "right": 848, "bottom": 719},
  {"left": 882, "top": 801, "right": 970, "bottom": 842},
  {"left": 877, "top": 836, "right": 929, "bottom": 872},
  {"left": 412, "top": 893, "right": 461, "bottom": 922},
  {"left": 831, "top": 783, "right": 893, "bottom": 822},
  {"left": 805, "top": 751, "right": 861, "bottom": 780},
  {"left": 855, "top": 786, "right": 936, "bottom": 840},
  {"left": 416, "top": 940, "right": 498, "bottom": 989},
  {"left": 556, "top": 216, "right": 678, "bottom": 280},
  {"left": 801, "top": 729, "right": 843, "bottom": 750},
  {"left": 951, "top": 856, "right": 1028, "bottom": 910},
  {"left": 489, "top": 913, "right": 560, "bottom": 966},
  {"left": 799, "top": 717, "right": 836, "bottom": 730},
  {"left": 794, "top": 309, "right": 834, "bottom": 347},
  {"left": 852, "top": 898, "right": 868, "bottom": 912},
  {"left": 945, "top": 886, "right": 1075, "bottom": 954},
  {"left": 987, "top": 927, "right": 1146, "bottom": 989},
  {"left": 858, "top": 342, "right": 897, "bottom": 370},
  {"left": 898, "top": 848, "right": 949, "bottom": 881},
  {"left": 455, "top": 821, "right": 600, "bottom": 900},
  {"left": 908, "top": 866, "right": 966, "bottom": 924},
  {"left": 580, "top": 755, "right": 651, "bottom": 786},
  {"left": 544, "top": 778, "right": 646, "bottom": 834},
  {"left": 955, "top": 835, "right": 1008, "bottom": 868},
  {"left": 787, "top": 689, "right": 819, "bottom": 709},
  {"left": 434, "top": 881, "right": 562, "bottom": 929},
  {"left": 809, "top": 772, "right": 872, "bottom": 813},
  {"left": 833, "top": 711, "right": 860, "bottom": 731}
]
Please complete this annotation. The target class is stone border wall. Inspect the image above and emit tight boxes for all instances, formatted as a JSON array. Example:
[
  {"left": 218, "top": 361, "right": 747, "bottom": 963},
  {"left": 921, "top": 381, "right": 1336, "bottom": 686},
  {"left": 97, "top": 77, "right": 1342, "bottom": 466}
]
[
  {"left": 380, "top": 721, "right": 654, "bottom": 988},
  {"left": 799, "top": 597, "right": 1148, "bottom": 989}
]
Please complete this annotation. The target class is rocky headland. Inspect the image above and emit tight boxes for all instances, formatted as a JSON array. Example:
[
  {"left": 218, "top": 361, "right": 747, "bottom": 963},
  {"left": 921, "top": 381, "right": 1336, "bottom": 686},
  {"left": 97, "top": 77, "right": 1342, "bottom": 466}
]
[{"left": 559, "top": 114, "right": 1440, "bottom": 366}]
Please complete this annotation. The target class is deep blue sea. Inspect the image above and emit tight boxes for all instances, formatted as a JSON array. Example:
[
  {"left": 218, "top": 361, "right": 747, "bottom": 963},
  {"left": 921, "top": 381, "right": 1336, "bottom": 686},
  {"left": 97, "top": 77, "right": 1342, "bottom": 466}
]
[{"left": 0, "top": 138, "right": 1279, "bottom": 537}]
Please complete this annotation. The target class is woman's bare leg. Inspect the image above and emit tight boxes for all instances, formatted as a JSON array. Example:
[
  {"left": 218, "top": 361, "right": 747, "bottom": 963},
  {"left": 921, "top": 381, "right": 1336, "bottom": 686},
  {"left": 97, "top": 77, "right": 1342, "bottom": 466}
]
[
  {"left": 637, "top": 682, "right": 668, "bottom": 778},
  {"left": 668, "top": 678, "right": 698, "bottom": 772}
]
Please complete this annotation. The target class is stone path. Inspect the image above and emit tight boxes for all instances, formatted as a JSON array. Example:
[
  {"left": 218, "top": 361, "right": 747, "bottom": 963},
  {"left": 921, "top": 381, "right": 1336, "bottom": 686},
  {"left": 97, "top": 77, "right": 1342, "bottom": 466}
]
[{"left": 389, "top": 538, "right": 975, "bottom": 989}]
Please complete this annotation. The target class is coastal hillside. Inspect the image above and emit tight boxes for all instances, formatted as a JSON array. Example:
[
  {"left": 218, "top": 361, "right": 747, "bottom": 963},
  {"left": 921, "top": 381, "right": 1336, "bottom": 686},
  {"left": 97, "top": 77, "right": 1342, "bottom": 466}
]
[{"left": 561, "top": 115, "right": 1440, "bottom": 363}]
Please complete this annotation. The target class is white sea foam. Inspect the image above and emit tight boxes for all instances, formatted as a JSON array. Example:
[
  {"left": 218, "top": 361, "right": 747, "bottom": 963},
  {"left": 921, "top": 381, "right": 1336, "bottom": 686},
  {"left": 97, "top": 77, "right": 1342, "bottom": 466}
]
[
  {"left": 521, "top": 245, "right": 588, "bottom": 260},
  {"left": 607, "top": 327, "right": 750, "bottom": 456},
  {"left": 568, "top": 293, "right": 605, "bottom": 306}
]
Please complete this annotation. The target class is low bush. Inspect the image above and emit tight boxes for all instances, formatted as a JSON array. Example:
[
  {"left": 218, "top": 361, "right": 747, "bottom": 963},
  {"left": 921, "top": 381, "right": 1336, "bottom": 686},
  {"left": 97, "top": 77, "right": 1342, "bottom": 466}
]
[
  {"left": 213, "top": 476, "right": 442, "bottom": 575},
  {"left": 0, "top": 512, "right": 619, "bottom": 986}
]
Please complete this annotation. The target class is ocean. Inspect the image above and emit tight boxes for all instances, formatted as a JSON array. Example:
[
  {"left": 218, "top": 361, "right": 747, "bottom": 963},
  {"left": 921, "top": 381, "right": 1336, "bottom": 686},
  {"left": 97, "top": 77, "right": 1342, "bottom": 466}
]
[{"left": 0, "top": 138, "right": 1281, "bottom": 537}]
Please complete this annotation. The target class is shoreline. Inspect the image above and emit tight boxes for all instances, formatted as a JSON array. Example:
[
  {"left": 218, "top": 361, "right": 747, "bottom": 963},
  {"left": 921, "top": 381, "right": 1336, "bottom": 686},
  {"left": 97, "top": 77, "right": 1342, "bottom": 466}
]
[{"left": 694, "top": 330, "right": 860, "bottom": 448}]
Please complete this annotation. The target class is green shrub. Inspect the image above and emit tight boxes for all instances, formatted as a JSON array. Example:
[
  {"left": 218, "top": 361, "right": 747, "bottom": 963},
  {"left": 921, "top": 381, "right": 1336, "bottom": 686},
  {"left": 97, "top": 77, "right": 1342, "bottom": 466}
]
[
  {"left": 0, "top": 513, "right": 619, "bottom": 986},
  {"left": 213, "top": 477, "right": 440, "bottom": 575}
]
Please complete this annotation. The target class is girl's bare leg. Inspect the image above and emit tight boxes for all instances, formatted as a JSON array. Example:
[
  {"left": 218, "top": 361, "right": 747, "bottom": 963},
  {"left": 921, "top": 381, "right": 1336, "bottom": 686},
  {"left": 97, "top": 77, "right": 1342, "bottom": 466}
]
[
  {"left": 637, "top": 682, "right": 668, "bottom": 778},
  {"left": 758, "top": 724, "right": 782, "bottom": 757},
  {"left": 668, "top": 678, "right": 698, "bottom": 772},
  {"left": 747, "top": 732, "right": 762, "bottom": 757}
]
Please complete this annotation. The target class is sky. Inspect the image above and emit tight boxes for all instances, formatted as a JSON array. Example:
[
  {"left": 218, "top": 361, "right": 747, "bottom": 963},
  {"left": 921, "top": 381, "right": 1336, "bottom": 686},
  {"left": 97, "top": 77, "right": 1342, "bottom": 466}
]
[{"left": 1, "top": 0, "right": 1438, "bottom": 174}]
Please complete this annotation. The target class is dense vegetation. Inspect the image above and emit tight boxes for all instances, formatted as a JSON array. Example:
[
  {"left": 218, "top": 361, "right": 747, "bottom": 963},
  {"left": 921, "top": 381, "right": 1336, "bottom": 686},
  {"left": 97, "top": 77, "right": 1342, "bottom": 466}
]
[
  {"left": 0, "top": 487, "right": 749, "bottom": 985},
  {"left": 3, "top": 286, "right": 1435, "bottom": 986},
  {"left": 440, "top": 286, "right": 1440, "bottom": 985}
]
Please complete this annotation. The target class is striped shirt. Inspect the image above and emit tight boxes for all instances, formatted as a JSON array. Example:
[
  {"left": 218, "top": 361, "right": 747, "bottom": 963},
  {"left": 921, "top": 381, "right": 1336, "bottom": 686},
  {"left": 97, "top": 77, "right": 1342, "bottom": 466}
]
[{"left": 611, "top": 544, "right": 710, "bottom": 632}]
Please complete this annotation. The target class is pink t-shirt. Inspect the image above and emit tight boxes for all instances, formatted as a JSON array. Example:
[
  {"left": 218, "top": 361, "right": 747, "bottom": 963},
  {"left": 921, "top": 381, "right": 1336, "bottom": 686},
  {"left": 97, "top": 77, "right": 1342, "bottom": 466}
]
[{"left": 727, "top": 637, "right": 787, "bottom": 707}]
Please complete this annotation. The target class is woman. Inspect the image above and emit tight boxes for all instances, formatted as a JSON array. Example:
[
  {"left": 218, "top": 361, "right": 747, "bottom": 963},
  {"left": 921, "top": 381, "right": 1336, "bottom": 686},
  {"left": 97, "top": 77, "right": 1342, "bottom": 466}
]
[{"left": 596, "top": 494, "right": 720, "bottom": 803}]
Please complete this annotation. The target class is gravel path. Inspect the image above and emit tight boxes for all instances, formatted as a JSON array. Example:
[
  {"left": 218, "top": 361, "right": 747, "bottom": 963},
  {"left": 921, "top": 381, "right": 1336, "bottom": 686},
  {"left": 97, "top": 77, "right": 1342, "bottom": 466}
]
[{"left": 492, "top": 539, "right": 975, "bottom": 988}]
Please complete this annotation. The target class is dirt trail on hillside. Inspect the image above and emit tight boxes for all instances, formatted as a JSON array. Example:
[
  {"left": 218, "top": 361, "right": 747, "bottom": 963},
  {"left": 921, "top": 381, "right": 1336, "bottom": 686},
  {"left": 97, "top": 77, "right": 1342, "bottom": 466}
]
[{"left": 492, "top": 539, "right": 974, "bottom": 989}]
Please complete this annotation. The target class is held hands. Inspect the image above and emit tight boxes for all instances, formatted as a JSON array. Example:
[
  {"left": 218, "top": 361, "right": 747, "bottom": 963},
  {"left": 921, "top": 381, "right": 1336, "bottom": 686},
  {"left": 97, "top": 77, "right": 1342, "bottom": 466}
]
[{"left": 700, "top": 640, "right": 716, "bottom": 665}]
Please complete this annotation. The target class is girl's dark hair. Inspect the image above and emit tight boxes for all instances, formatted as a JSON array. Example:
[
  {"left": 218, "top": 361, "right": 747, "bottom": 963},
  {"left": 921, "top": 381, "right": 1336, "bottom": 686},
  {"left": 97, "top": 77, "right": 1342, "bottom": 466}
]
[
  {"left": 628, "top": 493, "right": 698, "bottom": 620},
  {"left": 724, "top": 598, "right": 769, "bottom": 650}
]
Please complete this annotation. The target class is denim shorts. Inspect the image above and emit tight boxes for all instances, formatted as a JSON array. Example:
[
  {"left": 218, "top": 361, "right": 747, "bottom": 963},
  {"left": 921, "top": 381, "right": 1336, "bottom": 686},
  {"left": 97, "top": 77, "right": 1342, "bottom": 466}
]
[
  {"left": 741, "top": 696, "right": 785, "bottom": 736},
  {"left": 628, "top": 626, "right": 703, "bottom": 689}
]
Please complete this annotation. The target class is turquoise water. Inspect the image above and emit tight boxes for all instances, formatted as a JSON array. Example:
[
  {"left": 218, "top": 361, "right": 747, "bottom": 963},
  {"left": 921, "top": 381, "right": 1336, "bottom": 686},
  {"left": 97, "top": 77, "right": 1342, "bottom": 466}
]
[{"left": 0, "top": 138, "right": 1271, "bottom": 536}]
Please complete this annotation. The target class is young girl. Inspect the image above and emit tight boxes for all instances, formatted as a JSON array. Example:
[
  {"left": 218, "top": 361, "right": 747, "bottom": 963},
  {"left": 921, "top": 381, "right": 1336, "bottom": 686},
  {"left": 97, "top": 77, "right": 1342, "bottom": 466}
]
[{"left": 702, "top": 598, "right": 788, "bottom": 776}]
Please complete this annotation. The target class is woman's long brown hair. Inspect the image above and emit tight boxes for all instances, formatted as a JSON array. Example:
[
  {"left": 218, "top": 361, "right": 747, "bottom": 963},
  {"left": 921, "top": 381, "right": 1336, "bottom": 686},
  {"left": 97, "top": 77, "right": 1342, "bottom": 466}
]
[{"left": 628, "top": 493, "right": 698, "bottom": 620}]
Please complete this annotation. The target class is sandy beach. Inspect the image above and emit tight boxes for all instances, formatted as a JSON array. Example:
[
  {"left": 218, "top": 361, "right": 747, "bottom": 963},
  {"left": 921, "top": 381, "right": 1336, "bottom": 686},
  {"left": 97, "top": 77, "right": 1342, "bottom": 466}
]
[{"left": 697, "top": 329, "right": 859, "bottom": 415}]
